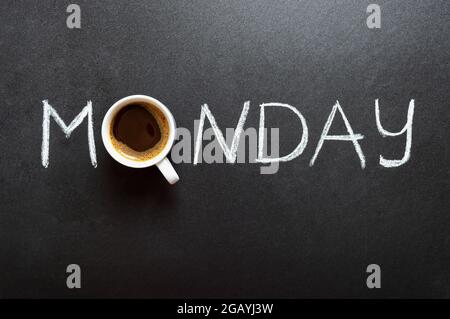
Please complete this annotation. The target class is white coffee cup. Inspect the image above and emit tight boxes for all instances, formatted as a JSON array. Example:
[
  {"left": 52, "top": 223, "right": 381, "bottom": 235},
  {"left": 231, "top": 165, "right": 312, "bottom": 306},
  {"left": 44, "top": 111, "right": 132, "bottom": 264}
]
[{"left": 101, "top": 95, "right": 179, "bottom": 184}]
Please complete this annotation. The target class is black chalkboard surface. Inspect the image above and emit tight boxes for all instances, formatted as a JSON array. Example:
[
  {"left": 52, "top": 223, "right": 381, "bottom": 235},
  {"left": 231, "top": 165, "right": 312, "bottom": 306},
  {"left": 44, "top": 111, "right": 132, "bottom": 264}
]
[{"left": 0, "top": 0, "right": 448, "bottom": 298}]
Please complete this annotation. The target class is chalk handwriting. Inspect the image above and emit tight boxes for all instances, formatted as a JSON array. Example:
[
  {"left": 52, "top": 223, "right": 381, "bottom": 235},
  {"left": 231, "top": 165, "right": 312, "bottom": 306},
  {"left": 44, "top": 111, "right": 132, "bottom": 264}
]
[
  {"left": 256, "top": 102, "right": 308, "bottom": 163},
  {"left": 310, "top": 101, "right": 366, "bottom": 168},
  {"left": 41, "top": 100, "right": 97, "bottom": 168},
  {"left": 194, "top": 102, "right": 250, "bottom": 164},
  {"left": 40, "top": 99, "right": 415, "bottom": 172},
  {"left": 375, "top": 99, "right": 415, "bottom": 167}
]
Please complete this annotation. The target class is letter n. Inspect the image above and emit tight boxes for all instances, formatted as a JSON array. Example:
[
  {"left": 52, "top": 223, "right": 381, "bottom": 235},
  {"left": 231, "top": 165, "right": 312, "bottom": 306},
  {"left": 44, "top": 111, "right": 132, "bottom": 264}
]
[{"left": 193, "top": 102, "right": 250, "bottom": 164}]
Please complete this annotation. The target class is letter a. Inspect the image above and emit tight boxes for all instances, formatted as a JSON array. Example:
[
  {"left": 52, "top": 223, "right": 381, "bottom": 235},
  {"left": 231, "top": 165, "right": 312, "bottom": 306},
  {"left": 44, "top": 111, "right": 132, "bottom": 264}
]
[
  {"left": 366, "top": 264, "right": 381, "bottom": 289},
  {"left": 66, "top": 264, "right": 81, "bottom": 289},
  {"left": 66, "top": 4, "right": 81, "bottom": 29},
  {"left": 366, "top": 4, "right": 381, "bottom": 29},
  {"left": 310, "top": 101, "right": 366, "bottom": 168}
]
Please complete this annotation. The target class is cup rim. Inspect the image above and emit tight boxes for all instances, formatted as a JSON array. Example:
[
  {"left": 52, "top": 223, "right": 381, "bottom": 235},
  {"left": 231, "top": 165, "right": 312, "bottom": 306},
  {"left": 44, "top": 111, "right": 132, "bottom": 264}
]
[{"left": 101, "top": 95, "right": 176, "bottom": 168}]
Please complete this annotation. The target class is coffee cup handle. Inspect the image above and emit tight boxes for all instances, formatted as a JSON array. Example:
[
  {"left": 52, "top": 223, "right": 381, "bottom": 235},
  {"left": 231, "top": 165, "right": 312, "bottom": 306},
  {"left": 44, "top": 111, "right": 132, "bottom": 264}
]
[{"left": 156, "top": 157, "right": 179, "bottom": 184}]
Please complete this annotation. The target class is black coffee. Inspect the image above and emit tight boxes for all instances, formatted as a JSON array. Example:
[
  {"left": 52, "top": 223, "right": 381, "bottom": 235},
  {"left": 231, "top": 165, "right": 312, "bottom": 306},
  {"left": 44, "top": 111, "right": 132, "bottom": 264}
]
[
  {"left": 113, "top": 104, "right": 161, "bottom": 151},
  {"left": 110, "top": 103, "right": 169, "bottom": 161}
]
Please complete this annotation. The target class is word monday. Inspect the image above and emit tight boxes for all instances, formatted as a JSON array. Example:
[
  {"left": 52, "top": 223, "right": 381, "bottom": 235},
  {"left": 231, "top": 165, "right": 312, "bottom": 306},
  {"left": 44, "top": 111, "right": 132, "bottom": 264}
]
[{"left": 41, "top": 99, "right": 415, "bottom": 169}]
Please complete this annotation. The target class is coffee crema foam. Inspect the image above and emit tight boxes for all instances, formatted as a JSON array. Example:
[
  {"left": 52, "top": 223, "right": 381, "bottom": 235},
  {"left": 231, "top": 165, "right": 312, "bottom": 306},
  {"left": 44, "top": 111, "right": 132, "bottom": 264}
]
[{"left": 110, "top": 103, "right": 170, "bottom": 161}]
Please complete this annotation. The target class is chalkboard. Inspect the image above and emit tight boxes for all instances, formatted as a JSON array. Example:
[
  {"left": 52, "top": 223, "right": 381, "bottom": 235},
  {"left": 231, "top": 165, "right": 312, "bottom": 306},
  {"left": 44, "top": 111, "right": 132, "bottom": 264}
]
[{"left": 0, "top": 0, "right": 448, "bottom": 298}]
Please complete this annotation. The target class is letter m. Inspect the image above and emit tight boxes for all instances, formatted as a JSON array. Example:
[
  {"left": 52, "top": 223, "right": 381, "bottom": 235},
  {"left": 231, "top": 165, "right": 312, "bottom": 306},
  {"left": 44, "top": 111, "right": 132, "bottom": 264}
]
[{"left": 41, "top": 100, "right": 97, "bottom": 168}]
